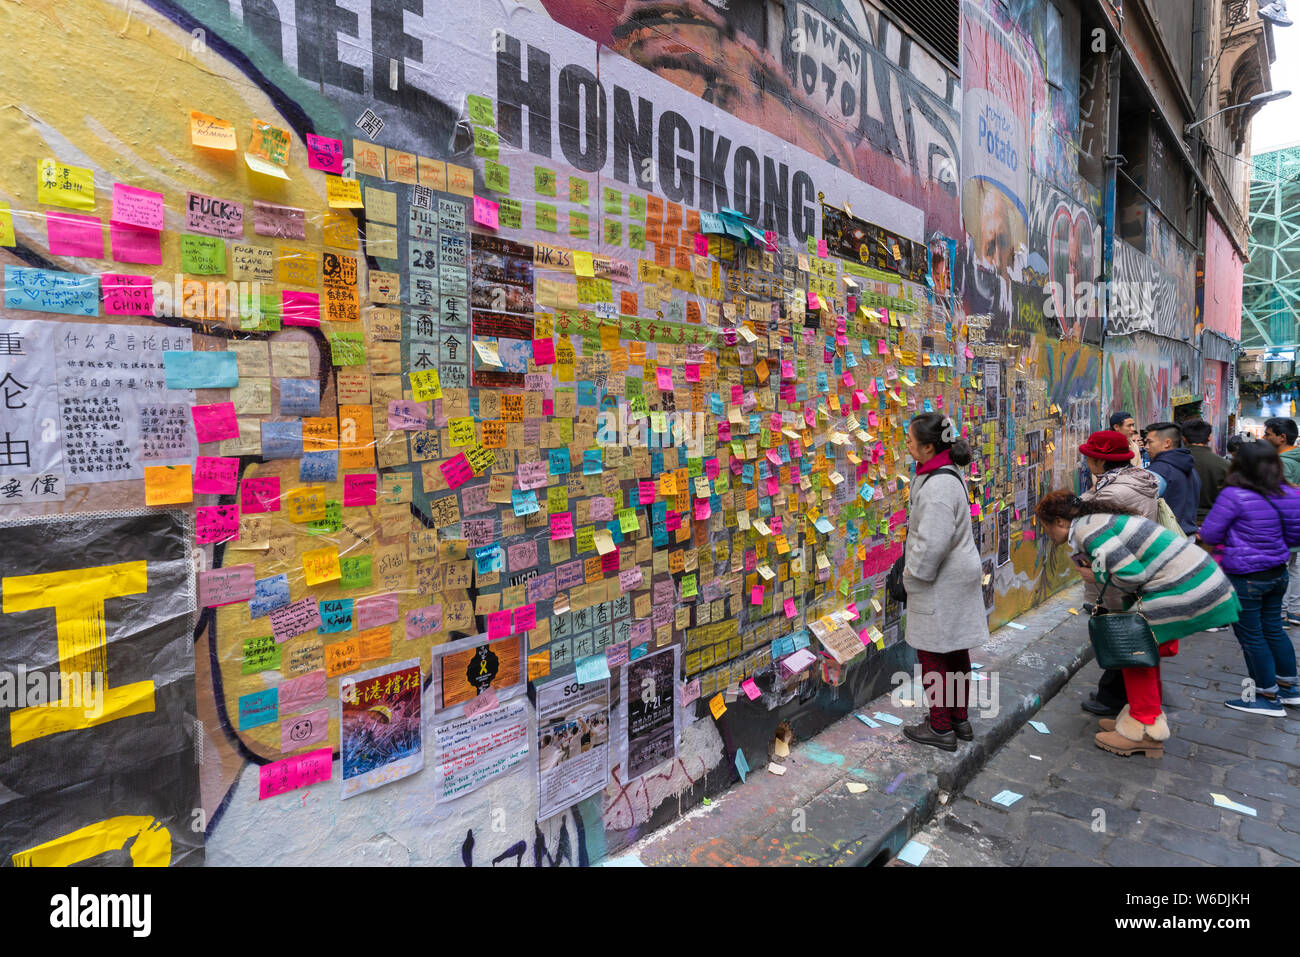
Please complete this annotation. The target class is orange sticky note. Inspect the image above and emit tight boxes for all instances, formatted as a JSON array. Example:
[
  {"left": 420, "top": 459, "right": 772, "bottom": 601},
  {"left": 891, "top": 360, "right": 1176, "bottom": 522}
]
[
  {"left": 145, "top": 465, "right": 192, "bottom": 505},
  {"left": 303, "top": 546, "right": 341, "bottom": 586},
  {"left": 325, "top": 638, "right": 359, "bottom": 678},
  {"left": 358, "top": 625, "right": 392, "bottom": 661},
  {"left": 190, "top": 110, "right": 237, "bottom": 151},
  {"left": 709, "top": 693, "right": 727, "bottom": 720}
]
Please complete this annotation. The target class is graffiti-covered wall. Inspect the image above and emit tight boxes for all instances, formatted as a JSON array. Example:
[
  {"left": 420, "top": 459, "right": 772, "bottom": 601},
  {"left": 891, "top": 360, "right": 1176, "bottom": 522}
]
[{"left": 0, "top": 0, "right": 1101, "bottom": 867}]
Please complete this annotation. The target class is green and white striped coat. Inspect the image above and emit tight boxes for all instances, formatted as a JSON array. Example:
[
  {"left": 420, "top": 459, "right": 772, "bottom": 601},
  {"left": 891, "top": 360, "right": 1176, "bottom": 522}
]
[{"left": 1070, "top": 513, "right": 1241, "bottom": 642}]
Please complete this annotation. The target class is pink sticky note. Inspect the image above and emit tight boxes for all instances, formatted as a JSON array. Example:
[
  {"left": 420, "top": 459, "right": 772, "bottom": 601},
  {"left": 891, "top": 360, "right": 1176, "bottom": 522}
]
[
  {"left": 764, "top": 230, "right": 778, "bottom": 252},
  {"left": 111, "top": 183, "right": 165, "bottom": 231},
  {"left": 357, "top": 593, "right": 400, "bottom": 630},
  {"left": 965, "top": 346, "right": 975, "bottom": 359},
  {"left": 693, "top": 232, "right": 708, "bottom": 255},
  {"left": 185, "top": 191, "right": 245, "bottom": 239},
  {"left": 806, "top": 290, "right": 818, "bottom": 310},
  {"left": 405, "top": 603, "right": 443, "bottom": 639},
  {"left": 280, "top": 670, "right": 327, "bottom": 713},
  {"left": 705, "top": 458, "right": 720, "bottom": 480},
  {"left": 344, "top": 473, "right": 378, "bottom": 506},
  {"left": 694, "top": 498, "right": 711, "bottom": 520},
  {"left": 200, "top": 563, "right": 255, "bottom": 608},
  {"left": 487, "top": 609, "right": 512, "bottom": 640},
  {"left": 533, "top": 337, "right": 556, "bottom": 365},
  {"left": 270, "top": 597, "right": 322, "bottom": 643},
  {"left": 656, "top": 367, "right": 674, "bottom": 391},
  {"left": 549, "top": 512, "right": 574, "bottom": 539},
  {"left": 868, "top": 411, "right": 879, "bottom": 427},
  {"left": 47, "top": 211, "right": 104, "bottom": 258},
  {"left": 817, "top": 238, "right": 828, "bottom": 257},
  {"left": 680, "top": 678, "right": 702, "bottom": 705},
  {"left": 102, "top": 273, "right": 154, "bottom": 315},
  {"left": 784, "top": 597, "right": 797, "bottom": 619},
  {"left": 514, "top": 604, "right": 537, "bottom": 632},
  {"left": 387, "top": 399, "right": 427, "bottom": 431},
  {"left": 463, "top": 687, "right": 499, "bottom": 720},
  {"left": 846, "top": 294, "right": 857, "bottom": 313},
  {"left": 306, "top": 133, "right": 344, "bottom": 173},
  {"left": 473, "top": 195, "right": 499, "bottom": 229},
  {"left": 441, "top": 453, "right": 473, "bottom": 490},
  {"left": 258, "top": 747, "right": 332, "bottom": 800},
  {"left": 194, "top": 456, "right": 239, "bottom": 494},
  {"left": 195, "top": 504, "right": 240, "bottom": 544},
  {"left": 619, "top": 566, "right": 643, "bottom": 591},
  {"left": 282, "top": 290, "right": 321, "bottom": 327},
  {"left": 240, "top": 476, "right": 281, "bottom": 513},
  {"left": 685, "top": 363, "right": 700, "bottom": 382},
  {"left": 741, "top": 678, "right": 761, "bottom": 701},
  {"left": 1024, "top": 529, "right": 1037, "bottom": 541},
  {"left": 280, "top": 707, "right": 329, "bottom": 751},
  {"left": 109, "top": 221, "right": 162, "bottom": 264},
  {"left": 638, "top": 480, "right": 656, "bottom": 504},
  {"left": 751, "top": 585, "right": 764, "bottom": 605},
  {"left": 877, "top": 339, "right": 889, "bottom": 355},
  {"left": 192, "top": 401, "right": 240, "bottom": 443}
]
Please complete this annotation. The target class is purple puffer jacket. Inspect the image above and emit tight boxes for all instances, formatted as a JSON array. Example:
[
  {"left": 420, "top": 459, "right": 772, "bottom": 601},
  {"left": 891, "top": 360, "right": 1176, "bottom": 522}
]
[{"left": 1198, "top": 485, "right": 1300, "bottom": 575}]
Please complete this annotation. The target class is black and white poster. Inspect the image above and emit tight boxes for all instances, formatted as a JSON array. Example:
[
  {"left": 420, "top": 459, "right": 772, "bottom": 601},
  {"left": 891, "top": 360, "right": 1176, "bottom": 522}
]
[{"left": 625, "top": 647, "right": 677, "bottom": 780}]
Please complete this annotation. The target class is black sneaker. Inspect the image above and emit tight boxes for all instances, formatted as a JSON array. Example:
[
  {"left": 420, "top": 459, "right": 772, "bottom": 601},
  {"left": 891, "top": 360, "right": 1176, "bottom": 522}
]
[
  {"left": 951, "top": 720, "right": 974, "bottom": 741},
  {"left": 903, "top": 720, "right": 957, "bottom": 752},
  {"left": 1081, "top": 694, "right": 1122, "bottom": 717}
]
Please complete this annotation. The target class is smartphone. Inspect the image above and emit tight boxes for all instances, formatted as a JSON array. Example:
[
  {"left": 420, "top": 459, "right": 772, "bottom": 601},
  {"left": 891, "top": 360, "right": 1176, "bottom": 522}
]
[{"left": 1072, "top": 552, "right": 1090, "bottom": 568}]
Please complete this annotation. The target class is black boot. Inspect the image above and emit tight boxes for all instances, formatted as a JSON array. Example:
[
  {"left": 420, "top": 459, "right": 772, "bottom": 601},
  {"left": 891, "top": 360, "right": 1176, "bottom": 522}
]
[
  {"left": 951, "top": 719, "right": 974, "bottom": 741},
  {"left": 903, "top": 720, "right": 957, "bottom": 752},
  {"left": 1081, "top": 693, "right": 1122, "bottom": 717}
]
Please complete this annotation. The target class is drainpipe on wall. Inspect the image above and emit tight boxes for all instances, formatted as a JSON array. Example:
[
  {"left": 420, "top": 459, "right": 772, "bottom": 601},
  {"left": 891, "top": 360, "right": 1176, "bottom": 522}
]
[{"left": 1100, "top": 44, "right": 1124, "bottom": 357}]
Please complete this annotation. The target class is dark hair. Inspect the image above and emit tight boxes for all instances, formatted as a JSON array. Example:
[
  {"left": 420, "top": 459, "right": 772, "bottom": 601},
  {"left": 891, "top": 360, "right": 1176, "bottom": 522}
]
[
  {"left": 1144, "top": 421, "right": 1182, "bottom": 447},
  {"left": 1034, "top": 489, "right": 1138, "bottom": 526},
  {"left": 1265, "top": 418, "right": 1299, "bottom": 444},
  {"left": 1226, "top": 434, "right": 1246, "bottom": 455},
  {"left": 1225, "top": 440, "right": 1287, "bottom": 496},
  {"left": 1180, "top": 418, "right": 1212, "bottom": 445},
  {"left": 1109, "top": 411, "right": 1132, "bottom": 428},
  {"left": 909, "top": 412, "right": 972, "bottom": 466}
]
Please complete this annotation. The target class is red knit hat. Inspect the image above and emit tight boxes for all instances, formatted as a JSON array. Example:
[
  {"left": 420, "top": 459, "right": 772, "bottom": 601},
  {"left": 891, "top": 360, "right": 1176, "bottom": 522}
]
[{"left": 1078, "top": 430, "right": 1134, "bottom": 462}]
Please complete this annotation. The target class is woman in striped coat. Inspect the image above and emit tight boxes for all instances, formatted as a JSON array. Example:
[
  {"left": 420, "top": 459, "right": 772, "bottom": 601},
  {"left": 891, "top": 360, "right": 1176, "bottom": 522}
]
[{"left": 1036, "top": 490, "right": 1241, "bottom": 757}]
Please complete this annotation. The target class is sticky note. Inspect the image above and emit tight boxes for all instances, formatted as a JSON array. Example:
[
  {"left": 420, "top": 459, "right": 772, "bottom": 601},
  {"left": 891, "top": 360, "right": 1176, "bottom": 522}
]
[
  {"left": 343, "top": 473, "right": 378, "bottom": 507},
  {"left": 991, "top": 789, "right": 1023, "bottom": 807},
  {"left": 190, "top": 110, "right": 238, "bottom": 151},
  {"left": 575, "top": 653, "right": 611, "bottom": 684},
  {"left": 38, "top": 159, "right": 95, "bottom": 210},
  {"left": 326, "top": 176, "right": 364, "bottom": 208},
  {"left": 897, "top": 840, "right": 930, "bottom": 866},
  {"left": 111, "top": 183, "right": 165, "bottom": 231},
  {"left": 1028, "top": 720, "right": 1050, "bottom": 734},
  {"left": 145, "top": 465, "right": 192, "bottom": 505},
  {"left": 735, "top": 748, "right": 750, "bottom": 782},
  {"left": 46, "top": 211, "right": 104, "bottom": 258},
  {"left": 302, "top": 546, "right": 341, "bottom": 586},
  {"left": 473, "top": 195, "right": 499, "bottom": 229},
  {"left": 306, "top": 133, "right": 344, "bottom": 173},
  {"left": 741, "top": 678, "right": 760, "bottom": 700},
  {"left": 192, "top": 401, "right": 240, "bottom": 443},
  {"left": 410, "top": 368, "right": 442, "bottom": 401},
  {"left": 194, "top": 456, "right": 239, "bottom": 494}
]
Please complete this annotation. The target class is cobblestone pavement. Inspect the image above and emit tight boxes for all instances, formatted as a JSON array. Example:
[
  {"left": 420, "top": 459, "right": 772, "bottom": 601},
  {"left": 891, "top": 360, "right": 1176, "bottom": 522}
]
[{"left": 899, "top": 626, "right": 1300, "bottom": 867}]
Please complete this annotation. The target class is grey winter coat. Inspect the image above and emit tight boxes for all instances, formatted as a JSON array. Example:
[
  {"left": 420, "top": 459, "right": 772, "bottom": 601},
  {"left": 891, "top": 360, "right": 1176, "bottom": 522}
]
[
  {"left": 1081, "top": 466, "right": 1159, "bottom": 521},
  {"left": 902, "top": 467, "right": 989, "bottom": 653}
]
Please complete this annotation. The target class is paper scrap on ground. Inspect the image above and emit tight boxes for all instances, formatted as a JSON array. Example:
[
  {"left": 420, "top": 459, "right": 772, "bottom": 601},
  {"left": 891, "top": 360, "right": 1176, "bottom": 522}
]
[
  {"left": 1007, "top": 621, "right": 1027, "bottom": 630},
  {"left": 855, "top": 713, "right": 880, "bottom": 728},
  {"left": 846, "top": 782, "right": 868, "bottom": 794},
  {"left": 1028, "top": 720, "right": 1050, "bottom": 734},
  {"left": 767, "top": 763, "right": 786, "bottom": 775},
  {"left": 897, "top": 840, "right": 930, "bottom": 866},
  {"left": 873, "top": 712, "right": 903, "bottom": 726},
  {"left": 1209, "top": 793, "right": 1258, "bottom": 816},
  {"left": 991, "top": 789, "right": 1023, "bottom": 806}
]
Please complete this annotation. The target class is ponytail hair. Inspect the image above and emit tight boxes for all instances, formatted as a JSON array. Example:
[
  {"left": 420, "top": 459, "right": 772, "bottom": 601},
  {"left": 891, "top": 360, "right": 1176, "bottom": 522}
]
[{"left": 910, "top": 411, "right": 972, "bottom": 467}]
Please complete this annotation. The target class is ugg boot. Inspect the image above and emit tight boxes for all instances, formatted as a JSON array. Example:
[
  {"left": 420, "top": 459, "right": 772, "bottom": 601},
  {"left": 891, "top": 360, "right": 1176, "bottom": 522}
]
[{"left": 1094, "top": 704, "right": 1167, "bottom": 758}]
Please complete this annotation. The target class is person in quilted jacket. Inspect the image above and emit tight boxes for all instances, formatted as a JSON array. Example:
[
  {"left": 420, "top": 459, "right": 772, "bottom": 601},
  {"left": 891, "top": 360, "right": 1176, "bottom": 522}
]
[{"left": 1199, "top": 440, "right": 1300, "bottom": 716}]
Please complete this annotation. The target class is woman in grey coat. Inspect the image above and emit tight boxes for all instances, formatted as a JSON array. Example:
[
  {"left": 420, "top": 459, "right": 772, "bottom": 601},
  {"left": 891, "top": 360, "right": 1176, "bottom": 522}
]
[{"left": 901, "top": 412, "right": 990, "bottom": 752}]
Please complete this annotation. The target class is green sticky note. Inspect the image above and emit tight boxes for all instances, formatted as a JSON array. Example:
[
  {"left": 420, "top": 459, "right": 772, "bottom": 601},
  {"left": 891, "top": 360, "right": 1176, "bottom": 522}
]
[
  {"left": 484, "top": 160, "right": 510, "bottom": 193},
  {"left": 681, "top": 574, "right": 698, "bottom": 598},
  {"left": 576, "top": 525, "right": 595, "bottom": 554},
  {"left": 181, "top": 234, "right": 226, "bottom": 275},
  {"left": 535, "top": 167, "right": 556, "bottom": 196},
  {"left": 473, "top": 126, "right": 499, "bottom": 160},
  {"left": 628, "top": 194, "right": 646, "bottom": 220},
  {"left": 604, "top": 219, "right": 622, "bottom": 245},
  {"left": 603, "top": 187, "right": 622, "bottom": 215},
  {"left": 307, "top": 500, "right": 343, "bottom": 536},
  {"left": 467, "top": 94, "right": 494, "bottom": 127},
  {"left": 618, "top": 507, "right": 640, "bottom": 533},
  {"left": 499, "top": 197, "right": 522, "bottom": 229},
  {"left": 242, "top": 293, "right": 281, "bottom": 331},
  {"left": 807, "top": 235, "right": 818, "bottom": 256},
  {"left": 329, "top": 331, "right": 366, "bottom": 366},
  {"left": 242, "top": 636, "right": 280, "bottom": 675},
  {"left": 569, "top": 177, "right": 589, "bottom": 206},
  {"left": 340, "top": 555, "right": 372, "bottom": 590},
  {"left": 537, "top": 203, "right": 557, "bottom": 232},
  {"left": 629, "top": 222, "right": 646, "bottom": 250},
  {"left": 569, "top": 211, "right": 589, "bottom": 239}
]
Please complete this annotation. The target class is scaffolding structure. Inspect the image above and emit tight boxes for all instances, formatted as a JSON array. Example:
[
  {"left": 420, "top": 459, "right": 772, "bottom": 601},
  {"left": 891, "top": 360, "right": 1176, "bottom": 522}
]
[{"left": 1243, "top": 144, "right": 1300, "bottom": 349}]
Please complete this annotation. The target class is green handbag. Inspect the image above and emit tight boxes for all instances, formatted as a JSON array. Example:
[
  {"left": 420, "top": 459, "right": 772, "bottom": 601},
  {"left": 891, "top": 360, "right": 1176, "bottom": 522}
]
[{"left": 1087, "top": 579, "right": 1159, "bottom": 669}]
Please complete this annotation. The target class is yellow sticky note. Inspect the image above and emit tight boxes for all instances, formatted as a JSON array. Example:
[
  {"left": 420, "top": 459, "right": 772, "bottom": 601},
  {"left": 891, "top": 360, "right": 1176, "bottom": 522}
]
[
  {"left": 0, "top": 203, "right": 13, "bottom": 247},
  {"left": 846, "top": 782, "right": 869, "bottom": 794},
  {"left": 244, "top": 152, "right": 290, "bottom": 180},
  {"left": 709, "top": 693, "right": 727, "bottom": 720},
  {"left": 303, "top": 546, "right": 341, "bottom": 586},
  {"left": 285, "top": 486, "right": 327, "bottom": 523},
  {"left": 448, "top": 416, "right": 476, "bottom": 447},
  {"left": 326, "top": 176, "right": 364, "bottom": 208},
  {"left": 410, "top": 368, "right": 442, "bottom": 401},
  {"left": 189, "top": 110, "right": 238, "bottom": 151},
  {"left": 144, "top": 465, "right": 192, "bottom": 506},
  {"left": 574, "top": 251, "right": 595, "bottom": 278},
  {"left": 37, "top": 159, "right": 95, "bottom": 210}
]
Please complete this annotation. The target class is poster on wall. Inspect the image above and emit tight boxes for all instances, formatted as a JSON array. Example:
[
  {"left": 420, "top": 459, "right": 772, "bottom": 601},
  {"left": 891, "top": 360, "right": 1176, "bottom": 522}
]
[
  {"left": 0, "top": 509, "right": 201, "bottom": 866},
  {"left": 433, "top": 697, "right": 530, "bottom": 802},
  {"left": 536, "top": 675, "right": 609, "bottom": 820},
  {"left": 439, "top": 635, "right": 523, "bottom": 710},
  {"left": 625, "top": 647, "right": 677, "bottom": 780},
  {"left": 340, "top": 658, "right": 423, "bottom": 799}
]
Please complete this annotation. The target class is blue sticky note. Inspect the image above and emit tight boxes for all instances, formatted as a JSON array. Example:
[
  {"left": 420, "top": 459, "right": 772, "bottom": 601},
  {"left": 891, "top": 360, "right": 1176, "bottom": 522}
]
[
  {"left": 280, "top": 378, "right": 320, "bottom": 416},
  {"left": 548, "top": 447, "right": 570, "bottom": 475},
  {"left": 475, "top": 543, "right": 504, "bottom": 574},
  {"left": 238, "top": 688, "right": 278, "bottom": 730},
  {"left": 991, "top": 789, "right": 1023, "bottom": 807},
  {"left": 4, "top": 265, "right": 98, "bottom": 316},
  {"left": 582, "top": 449, "right": 604, "bottom": 475},
  {"left": 897, "top": 840, "right": 930, "bottom": 866},
  {"left": 1028, "top": 720, "right": 1050, "bottom": 734},
  {"left": 317, "top": 599, "right": 354, "bottom": 634},
  {"left": 261, "top": 421, "right": 303, "bottom": 459},
  {"left": 735, "top": 747, "right": 749, "bottom": 782},
  {"left": 771, "top": 636, "right": 795, "bottom": 659},
  {"left": 250, "top": 573, "right": 290, "bottom": 618},
  {"left": 856, "top": 713, "right": 880, "bottom": 728},
  {"left": 512, "top": 488, "right": 539, "bottom": 516},
  {"left": 629, "top": 642, "right": 648, "bottom": 661},
  {"left": 575, "top": 652, "right": 611, "bottom": 684},
  {"left": 873, "top": 712, "right": 904, "bottom": 726},
  {"left": 164, "top": 350, "right": 239, "bottom": 388},
  {"left": 300, "top": 451, "right": 337, "bottom": 483}
]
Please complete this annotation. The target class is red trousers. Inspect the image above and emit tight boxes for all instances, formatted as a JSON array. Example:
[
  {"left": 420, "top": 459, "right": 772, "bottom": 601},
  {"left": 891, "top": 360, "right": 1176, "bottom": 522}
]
[
  {"left": 916, "top": 649, "right": 971, "bottom": 732},
  {"left": 1122, "top": 640, "right": 1178, "bottom": 725}
]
